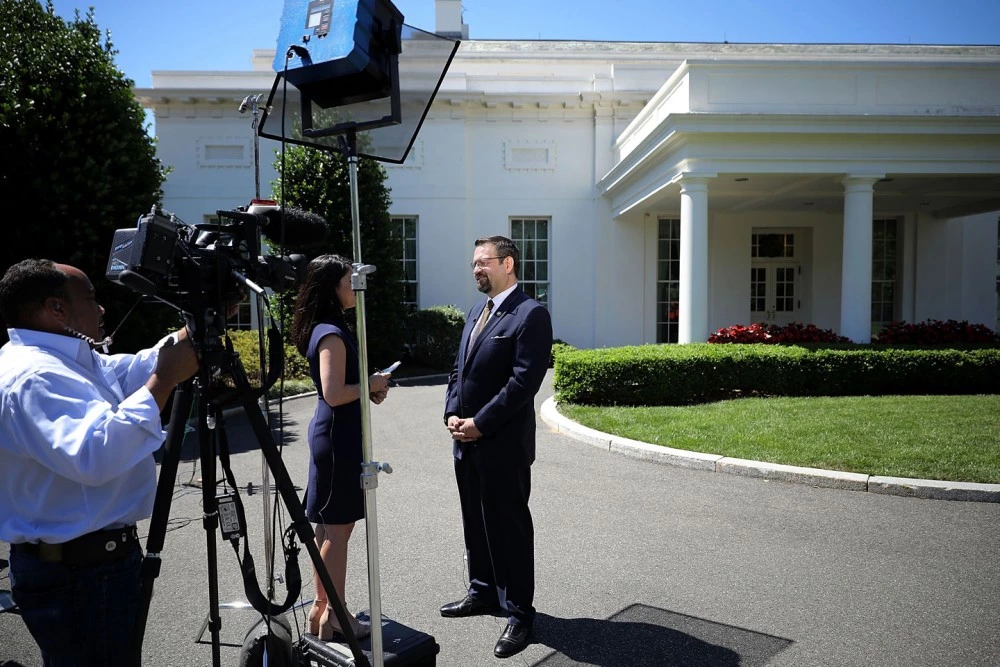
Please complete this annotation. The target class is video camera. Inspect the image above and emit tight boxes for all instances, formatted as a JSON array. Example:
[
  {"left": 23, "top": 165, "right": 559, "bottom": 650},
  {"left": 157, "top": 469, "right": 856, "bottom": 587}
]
[{"left": 105, "top": 200, "right": 321, "bottom": 319}]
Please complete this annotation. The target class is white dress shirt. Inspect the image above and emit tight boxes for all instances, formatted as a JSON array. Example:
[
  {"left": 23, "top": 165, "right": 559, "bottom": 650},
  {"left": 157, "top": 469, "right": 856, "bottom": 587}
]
[
  {"left": 0, "top": 328, "right": 164, "bottom": 544},
  {"left": 469, "top": 282, "right": 518, "bottom": 342}
]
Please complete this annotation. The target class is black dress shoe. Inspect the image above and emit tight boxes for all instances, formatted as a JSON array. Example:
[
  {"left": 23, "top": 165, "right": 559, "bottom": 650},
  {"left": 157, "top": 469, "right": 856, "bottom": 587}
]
[
  {"left": 494, "top": 623, "right": 532, "bottom": 659},
  {"left": 439, "top": 595, "right": 497, "bottom": 618}
]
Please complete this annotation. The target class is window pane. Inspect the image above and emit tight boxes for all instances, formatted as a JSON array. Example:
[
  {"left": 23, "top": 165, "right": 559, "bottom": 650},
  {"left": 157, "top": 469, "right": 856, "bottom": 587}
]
[
  {"left": 757, "top": 234, "right": 785, "bottom": 258},
  {"left": 510, "top": 218, "right": 549, "bottom": 310},
  {"left": 535, "top": 285, "right": 548, "bottom": 304},
  {"left": 391, "top": 215, "right": 419, "bottom": 307},
  {"left": 657, "top": 218, "right": 681, "bottom": 343}
]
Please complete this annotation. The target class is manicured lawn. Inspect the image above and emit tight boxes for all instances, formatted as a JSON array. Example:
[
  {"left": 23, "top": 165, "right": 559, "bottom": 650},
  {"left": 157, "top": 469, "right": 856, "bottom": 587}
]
[{"left": 558, "top": 395, "right": 1000, "bottom": 484}]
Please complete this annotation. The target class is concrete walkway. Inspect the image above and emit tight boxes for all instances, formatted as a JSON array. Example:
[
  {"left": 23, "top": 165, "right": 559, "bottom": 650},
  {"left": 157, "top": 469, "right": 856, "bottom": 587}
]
[{"left": 2, "top": 370, "right": 998, "bottom": 666}]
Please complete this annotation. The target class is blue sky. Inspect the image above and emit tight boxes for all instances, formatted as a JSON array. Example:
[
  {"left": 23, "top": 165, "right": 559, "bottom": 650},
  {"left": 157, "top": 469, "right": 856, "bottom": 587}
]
[{"left": 49, "top": 0, "right": 1000, "bottom": 89}]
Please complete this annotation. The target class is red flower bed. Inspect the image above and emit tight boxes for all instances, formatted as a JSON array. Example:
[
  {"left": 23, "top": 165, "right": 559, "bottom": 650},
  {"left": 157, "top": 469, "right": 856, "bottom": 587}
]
[
  {"left": 874, "top": 319, "right": 1000, "bottom": 344},
  {"left": 709, "top": 322, "right": 850, "bottom": 344}
]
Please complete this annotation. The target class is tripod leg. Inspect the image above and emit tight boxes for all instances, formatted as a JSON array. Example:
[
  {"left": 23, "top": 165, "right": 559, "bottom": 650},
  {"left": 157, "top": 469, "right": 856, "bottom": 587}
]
[
  {"left": 238, "top": 396, "right": 372, "bottom": 667},
  {"left": 132, "top": 380, "right": 194, "bottom": 666},
  {"left": 198, "top": 399, "right": 224, "bottom": 667}
]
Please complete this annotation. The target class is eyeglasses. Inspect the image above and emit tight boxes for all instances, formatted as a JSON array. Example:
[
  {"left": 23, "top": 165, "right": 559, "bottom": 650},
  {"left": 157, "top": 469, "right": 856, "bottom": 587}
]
[{"left": 469, "top": 256, "right": 505, "bottom": 271}]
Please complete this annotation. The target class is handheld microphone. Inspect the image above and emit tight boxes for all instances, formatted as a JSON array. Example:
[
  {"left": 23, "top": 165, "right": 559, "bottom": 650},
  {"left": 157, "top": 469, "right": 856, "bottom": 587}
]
[{"left": 248, "top": 201, "right": 329, "bottom": 249}]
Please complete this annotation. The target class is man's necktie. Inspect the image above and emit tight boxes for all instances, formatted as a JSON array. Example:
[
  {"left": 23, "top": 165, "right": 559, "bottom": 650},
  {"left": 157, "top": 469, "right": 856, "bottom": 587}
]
[{"left": 469, "top": 299, "right": 494, "bottom": 348}]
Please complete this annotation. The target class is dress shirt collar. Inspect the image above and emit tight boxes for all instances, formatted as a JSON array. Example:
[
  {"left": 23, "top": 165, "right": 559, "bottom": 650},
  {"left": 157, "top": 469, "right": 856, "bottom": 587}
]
[
  {"left": 7, "top": 327, "right": 95, "bottom": 371},
  {"left": 487, "top": 282, "right": 518, "bottom": 313}
]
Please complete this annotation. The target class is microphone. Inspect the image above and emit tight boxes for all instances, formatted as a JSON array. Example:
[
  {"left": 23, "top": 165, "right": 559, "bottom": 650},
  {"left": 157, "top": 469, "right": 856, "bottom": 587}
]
[
  {"left": 249, "top": 201, "right": 328, "bottom": 249},
  {"left": 64, "top": 326, "right": 113, "bottom": 353},
  {"left": 119, "top": 269, "right": 158, "bottom": 297}
]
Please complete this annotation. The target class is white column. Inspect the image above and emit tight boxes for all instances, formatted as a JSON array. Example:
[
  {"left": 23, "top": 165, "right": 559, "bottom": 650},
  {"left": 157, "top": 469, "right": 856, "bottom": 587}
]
[
  {"left": 679, "top": 176, "right": 712, "bottom": 343},
  {"left": 840, "top": 175, "right": 881, "bottom": 342}
]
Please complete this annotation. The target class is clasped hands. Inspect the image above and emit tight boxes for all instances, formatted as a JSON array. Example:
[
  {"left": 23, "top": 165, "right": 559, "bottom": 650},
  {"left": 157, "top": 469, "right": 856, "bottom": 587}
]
[{"left": 446, "top": 415, "right": 482, "bottom": 442}]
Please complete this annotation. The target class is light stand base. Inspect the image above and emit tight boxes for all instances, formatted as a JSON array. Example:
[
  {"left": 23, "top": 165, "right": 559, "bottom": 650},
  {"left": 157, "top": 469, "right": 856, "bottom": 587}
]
[
  {"left": 193, "top": 600, "right": 255, "bottom": 646},
  {"left": 297, "top": 614, "right": 438, "bottom": 667}
]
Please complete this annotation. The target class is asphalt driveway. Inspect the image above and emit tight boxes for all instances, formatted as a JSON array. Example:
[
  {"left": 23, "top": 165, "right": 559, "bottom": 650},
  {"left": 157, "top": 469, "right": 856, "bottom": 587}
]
[{"left": 2, "top": 370, "right": 998, "bottom": 666}]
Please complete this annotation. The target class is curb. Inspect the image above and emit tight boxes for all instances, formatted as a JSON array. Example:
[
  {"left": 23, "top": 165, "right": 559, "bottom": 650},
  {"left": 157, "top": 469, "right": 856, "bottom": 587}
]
[{"left": 539, "top": 397, "right": 1000, "bottom": 503}]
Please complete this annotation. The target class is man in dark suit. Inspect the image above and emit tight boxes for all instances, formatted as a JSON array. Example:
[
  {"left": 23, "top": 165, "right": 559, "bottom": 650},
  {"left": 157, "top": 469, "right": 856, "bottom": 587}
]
[{"left": 441, "top": 235, "right": 553, "bottom": 659}]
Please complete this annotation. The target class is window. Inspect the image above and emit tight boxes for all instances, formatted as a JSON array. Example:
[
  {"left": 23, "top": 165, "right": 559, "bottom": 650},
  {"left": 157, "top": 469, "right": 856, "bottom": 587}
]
[
  {"left": 751, "top": 233, "right": 794, "bottom": 258},
  {"left": 871, "top": 218, "right": 899, "bottom": 337},
  {"left": 229, "top": 302, "right": 254, "bottom": 331},
  {"left": 657, "top": 218, "right": 680, "bottom": 343},
  {"left": 510, "top": 218, "right": 549, "bottom": 307},
  {"left": 390, "top": 216, "right": 418, "bottom": 308}
]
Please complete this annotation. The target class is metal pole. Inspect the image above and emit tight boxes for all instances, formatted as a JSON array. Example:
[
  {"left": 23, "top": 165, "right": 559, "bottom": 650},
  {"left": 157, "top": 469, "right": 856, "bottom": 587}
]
[
  {"left": 246, "top": 92, "right": 276, "bottom": 596},
  {"left": 346, "top": 132, "right": 385, "bottom": 667}
]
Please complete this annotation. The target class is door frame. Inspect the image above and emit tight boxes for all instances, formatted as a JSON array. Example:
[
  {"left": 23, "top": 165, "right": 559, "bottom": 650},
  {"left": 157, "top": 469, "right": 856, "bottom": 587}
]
[{"left": 749, "top": 227, "right": 810, "bottom": 326}]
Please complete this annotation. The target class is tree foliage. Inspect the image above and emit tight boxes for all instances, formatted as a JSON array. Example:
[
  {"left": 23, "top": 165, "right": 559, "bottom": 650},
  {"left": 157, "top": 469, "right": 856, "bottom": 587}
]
[
  {"left": 272, "top": 142, "right": 406, "bottom": 368},
  {"left": 0, "top": 0, "right": 177, "bottom": 349}
]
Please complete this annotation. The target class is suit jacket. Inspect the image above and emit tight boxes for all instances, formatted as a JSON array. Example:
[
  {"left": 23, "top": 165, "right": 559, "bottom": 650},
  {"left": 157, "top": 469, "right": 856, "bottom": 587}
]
[{"left": 444, "top": 285, "right": 553, "bottom": 467}]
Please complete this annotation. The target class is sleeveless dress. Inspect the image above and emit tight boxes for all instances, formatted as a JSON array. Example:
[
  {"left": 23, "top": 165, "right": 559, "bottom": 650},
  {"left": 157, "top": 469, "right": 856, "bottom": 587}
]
[{"left": 303, "top": 322, "right": 365, "bottom": 525}]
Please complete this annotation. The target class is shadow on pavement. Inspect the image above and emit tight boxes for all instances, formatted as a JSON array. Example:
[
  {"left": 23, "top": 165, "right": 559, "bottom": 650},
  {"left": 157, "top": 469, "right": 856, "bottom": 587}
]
[
  {"left": 532, "top": 605, "right": 792, "bottom": 667},
  {"left": 153, "top": 403, "right": 305, "bottom": 463}
]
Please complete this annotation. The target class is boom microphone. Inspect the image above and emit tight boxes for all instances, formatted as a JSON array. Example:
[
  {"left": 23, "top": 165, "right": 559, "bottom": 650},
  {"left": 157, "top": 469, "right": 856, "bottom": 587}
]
[{"left": 249, "top": 201, "right": 329, "bottom": 249}]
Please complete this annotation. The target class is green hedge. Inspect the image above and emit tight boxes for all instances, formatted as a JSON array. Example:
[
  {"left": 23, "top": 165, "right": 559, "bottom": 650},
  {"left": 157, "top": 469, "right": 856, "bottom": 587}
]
[
  {"left": 553, "top": 343, "right": 1000, "bottom": 406},
  {"left": 403, "top": 305, "right": 466, "bottom": 369}
]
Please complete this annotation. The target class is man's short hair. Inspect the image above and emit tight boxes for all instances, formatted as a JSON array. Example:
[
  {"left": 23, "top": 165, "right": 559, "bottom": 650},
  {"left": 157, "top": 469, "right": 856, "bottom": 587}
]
[
  {"left": 474, "top": 235, "right": 520, "bottom": 278},
  {"left": 0, "top": 259, "right": 68, "bottom": 327}
]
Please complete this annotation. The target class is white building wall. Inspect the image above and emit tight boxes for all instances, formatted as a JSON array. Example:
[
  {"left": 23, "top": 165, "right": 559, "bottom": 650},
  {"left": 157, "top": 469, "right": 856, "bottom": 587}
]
[
  {"left": 383, "top": 121, "right": 469, "bottom": 312},
  {"left": 685, "top": 61, "right": 1000, "bottom": 116},
  {"left": 386, "top": 112, "right": 604, "bottom": 346}
]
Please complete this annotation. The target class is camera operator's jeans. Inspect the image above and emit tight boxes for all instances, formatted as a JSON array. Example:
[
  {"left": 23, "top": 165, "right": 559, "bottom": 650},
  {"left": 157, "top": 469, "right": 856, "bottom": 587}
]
[{"left": 10, "top": 544, "right": 142, "bottom": 666}]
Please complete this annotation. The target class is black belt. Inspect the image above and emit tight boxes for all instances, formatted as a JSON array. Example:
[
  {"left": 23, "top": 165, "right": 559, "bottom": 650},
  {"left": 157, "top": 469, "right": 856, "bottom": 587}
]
[{"left": 14, "top": 525, "right": 139, "bottom": 566}]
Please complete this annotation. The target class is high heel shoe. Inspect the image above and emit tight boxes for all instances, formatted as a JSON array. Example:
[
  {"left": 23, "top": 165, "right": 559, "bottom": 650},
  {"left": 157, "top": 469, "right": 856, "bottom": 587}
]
[
  {"left": 307, "top": 602, "right": 324, "bottom": 636},
  {"left": 319, "top": 605, "right": 372, "bottom": 642}
]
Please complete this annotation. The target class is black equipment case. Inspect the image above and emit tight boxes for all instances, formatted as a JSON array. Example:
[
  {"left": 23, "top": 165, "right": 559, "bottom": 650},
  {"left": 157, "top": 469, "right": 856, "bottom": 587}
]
[{"left": 297, "top": 616, "right": 439, "bottom": 667}]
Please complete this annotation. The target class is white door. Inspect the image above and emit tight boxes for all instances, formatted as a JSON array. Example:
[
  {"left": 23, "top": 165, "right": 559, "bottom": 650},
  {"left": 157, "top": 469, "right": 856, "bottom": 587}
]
[
  {"left": 749, "top": 230, "right": 804, "bottom": 326},
  {"left": 750, "top": 262, "right": 800, "bottom": 325}
]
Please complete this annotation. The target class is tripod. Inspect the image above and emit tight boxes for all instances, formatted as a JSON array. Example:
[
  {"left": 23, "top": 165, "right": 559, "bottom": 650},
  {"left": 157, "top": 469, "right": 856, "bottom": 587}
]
[{"left": 131, "top": 320, "right": 372, "bottom": 667}]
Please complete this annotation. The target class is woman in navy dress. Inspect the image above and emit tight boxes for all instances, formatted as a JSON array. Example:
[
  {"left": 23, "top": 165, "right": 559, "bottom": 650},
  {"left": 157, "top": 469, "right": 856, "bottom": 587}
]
[{"left": 291, "top": 254, "right": 391, "bottom": 641}]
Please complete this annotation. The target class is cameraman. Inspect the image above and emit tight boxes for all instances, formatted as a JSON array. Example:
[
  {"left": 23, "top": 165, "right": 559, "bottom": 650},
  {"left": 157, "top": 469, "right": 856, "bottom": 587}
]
[{"left": 0, "top": 258, "right": 199, "bottom": 666}]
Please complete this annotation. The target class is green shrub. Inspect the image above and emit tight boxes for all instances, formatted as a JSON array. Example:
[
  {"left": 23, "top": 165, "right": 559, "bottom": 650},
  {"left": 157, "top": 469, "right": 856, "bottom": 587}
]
[
  {"left": 227, "top": 329, "right": 310, "bottom": 387},
  {"left": 403, "top": 305, "right": 466, "bottom": 369},
  {"left": 554, "top": 343, "right": 1000, "bottom": 406},
  {"left": 550, "top": 339, "right": 574, "bottom": 368}
]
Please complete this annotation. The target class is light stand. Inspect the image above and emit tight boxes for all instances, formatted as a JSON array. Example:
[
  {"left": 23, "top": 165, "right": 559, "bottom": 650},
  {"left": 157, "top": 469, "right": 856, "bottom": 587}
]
[
  {"left": 344, "top": 128, "right": 389, "bottom": 663},
  {"left": 258, "top": 3, "right": 459, "bottom": 664}
]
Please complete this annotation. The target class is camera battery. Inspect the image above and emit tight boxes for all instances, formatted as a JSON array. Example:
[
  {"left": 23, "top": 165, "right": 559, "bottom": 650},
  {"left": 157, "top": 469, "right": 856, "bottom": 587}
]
[{"left": 216, "top": 492, "right": 244, "bottom": 541}]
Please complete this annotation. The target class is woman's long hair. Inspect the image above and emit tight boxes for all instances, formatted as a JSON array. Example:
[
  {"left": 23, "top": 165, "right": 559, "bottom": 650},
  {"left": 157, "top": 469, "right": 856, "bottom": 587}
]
[{"left": 291, "top": 254, "right": 354, "bottom": 356}]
